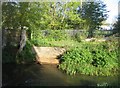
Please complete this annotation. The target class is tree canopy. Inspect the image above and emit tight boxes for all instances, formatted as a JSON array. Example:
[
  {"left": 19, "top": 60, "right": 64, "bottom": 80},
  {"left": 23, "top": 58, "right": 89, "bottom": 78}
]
[
  {"left": 2, "top": 1, "right": 108, "bottom": 38},
  {"left": 79, "top": 1, "right": 108, "bottom": 38}
]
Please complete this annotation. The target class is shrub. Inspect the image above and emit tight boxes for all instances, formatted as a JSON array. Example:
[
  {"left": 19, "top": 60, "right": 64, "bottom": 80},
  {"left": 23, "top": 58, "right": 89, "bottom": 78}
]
[
  {"left": 31, "top": 30, "right": 70, "bottom": 47},
  {"left": 16, "top": 40, "right": 36, "bottom": 63},
  {"left": 58, "top": 42, "right": 119, "bottom": 76},
  {"left": 47, "top": 30, "right": 68, "bottom": 41},
  {"left": 2, "top": 40, "right": 36, "bottom": 64},
  {"left": 72, "top": 32, "right": 82, "bottom": 42}
]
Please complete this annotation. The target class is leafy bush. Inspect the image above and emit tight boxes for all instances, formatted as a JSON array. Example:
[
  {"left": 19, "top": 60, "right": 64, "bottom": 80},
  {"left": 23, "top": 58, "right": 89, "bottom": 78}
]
[
  {"left": 2, "top": 40, "right": 36, "bottom": 64},
  {"left": 72, "top": 32, "right": 82, "bottom": 42},
  {"left": 59, "top": 42, "right": 119, "bottom": 76},
  {"left": 16, "top": 40, "right": 36, "bottom": 63},
  {"left": 31, "top": 30, "right": 70, "bottom": 47},
  {"left": 47, "top": 30, "right": 68, "bottom": 41}
]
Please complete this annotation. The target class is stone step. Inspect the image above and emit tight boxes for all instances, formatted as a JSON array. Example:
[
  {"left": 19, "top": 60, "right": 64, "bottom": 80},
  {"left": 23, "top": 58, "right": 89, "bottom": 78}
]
[{"left": 32, "top": 46, "right": 66, "bottom": 64}]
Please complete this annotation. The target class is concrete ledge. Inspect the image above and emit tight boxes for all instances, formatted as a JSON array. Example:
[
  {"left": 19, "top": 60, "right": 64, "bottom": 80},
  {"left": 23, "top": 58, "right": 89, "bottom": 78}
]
[{"left": 32, "top": 46, "right": 66, "bottom": 64}]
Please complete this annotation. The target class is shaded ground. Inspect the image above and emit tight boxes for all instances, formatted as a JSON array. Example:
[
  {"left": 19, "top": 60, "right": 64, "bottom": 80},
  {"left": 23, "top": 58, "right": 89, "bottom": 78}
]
[{"left": 2, "top": 63, "right": 119, "bottom": 87}]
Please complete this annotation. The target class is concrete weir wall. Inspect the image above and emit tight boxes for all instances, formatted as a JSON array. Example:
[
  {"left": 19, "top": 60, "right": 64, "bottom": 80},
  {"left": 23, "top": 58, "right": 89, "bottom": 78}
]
[{"left": 32, "top": 46, "right": 66, "bottom": 64}]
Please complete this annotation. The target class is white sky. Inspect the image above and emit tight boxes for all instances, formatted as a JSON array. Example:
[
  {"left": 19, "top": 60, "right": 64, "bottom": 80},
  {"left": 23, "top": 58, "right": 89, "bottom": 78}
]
[{"left": 103, "top": 0, "right": 119, "bottom": 24}]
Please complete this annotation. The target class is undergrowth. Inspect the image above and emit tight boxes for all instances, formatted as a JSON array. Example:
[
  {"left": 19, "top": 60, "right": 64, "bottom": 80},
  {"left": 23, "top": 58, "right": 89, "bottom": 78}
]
[
  {"left": 3, "top": 40, "right": 35, "bottom": 64},
  {"left": 58, "top": 41, "right": 119, "bottom": 76}
]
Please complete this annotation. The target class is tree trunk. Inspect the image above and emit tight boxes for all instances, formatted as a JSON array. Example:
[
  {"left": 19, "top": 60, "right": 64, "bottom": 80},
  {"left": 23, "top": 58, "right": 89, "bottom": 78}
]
[
  {"left": 87, "top": 28, "right": 94, "bottom": 38},
  {"left": 18, "top": 29, "right": 27, "bottom": 53},
  {"left": 87, "top": 26, "right": 95, "bottom": 38}
]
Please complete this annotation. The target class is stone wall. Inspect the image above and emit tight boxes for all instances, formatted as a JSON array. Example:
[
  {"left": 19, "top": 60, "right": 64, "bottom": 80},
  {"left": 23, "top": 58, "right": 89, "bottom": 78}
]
[
  {"left": 2, "top": 29, "right": 21, "bottom": 48},
  {"left": 41, "top": 30, "right": 86, "bottom": 37}
]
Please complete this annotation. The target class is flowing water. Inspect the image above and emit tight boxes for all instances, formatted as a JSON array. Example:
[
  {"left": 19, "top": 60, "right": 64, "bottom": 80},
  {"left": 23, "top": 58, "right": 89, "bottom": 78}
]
[{"left": 2, "top": 63, "right": 119, "bottom": 87}]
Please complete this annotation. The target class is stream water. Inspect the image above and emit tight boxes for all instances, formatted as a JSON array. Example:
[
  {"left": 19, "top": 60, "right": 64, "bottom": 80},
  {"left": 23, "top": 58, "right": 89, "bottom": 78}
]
[{"left": 2, "top": 63, "right": 119, "bottom": 87}]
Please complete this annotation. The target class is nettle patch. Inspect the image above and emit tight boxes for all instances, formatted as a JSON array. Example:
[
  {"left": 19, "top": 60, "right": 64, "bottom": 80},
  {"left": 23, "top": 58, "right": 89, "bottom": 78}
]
[{"left": 58, "top": 42, "right": 119, "bottom": 76}]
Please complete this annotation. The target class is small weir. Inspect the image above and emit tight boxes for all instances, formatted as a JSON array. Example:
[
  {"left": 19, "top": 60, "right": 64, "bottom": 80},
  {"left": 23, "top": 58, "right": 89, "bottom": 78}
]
[{"left": 32, "top": 46, "right": 66, "bottom": 64}]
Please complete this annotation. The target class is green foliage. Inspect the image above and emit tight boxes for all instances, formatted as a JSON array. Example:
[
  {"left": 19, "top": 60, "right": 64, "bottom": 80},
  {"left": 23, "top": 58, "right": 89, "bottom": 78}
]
[
  {"left": 31, "top": 30, "right": 70, "bottom": 47},
  {"left": 2, "top": 2, "right": 30, "bottom": 29},
  {"left": 2, "top": 40, "right": 35, "bottom": 64},
  {"left": 2, "top": 1, "right": 108, "bottom": 40},
  {"left": 59, "top": 41, "right": 119, "bottom": 76},
  {"left": 80, "top": 1, "right": 108, "bottom": 38},
  {"left": 72, "top": 32, "right": 83, "bottom": 42},
  {"left": 46, "top": 30, "right": 68, "bottom": 41},
  {"left": 16, "top": 40, "right": 36, "bottom": 63},
  {"left": 2, "top": 2, "right": 20, "bottom": 29},
  {"left": 61, "top": 2, "right": 85, "bottom": 29}
]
